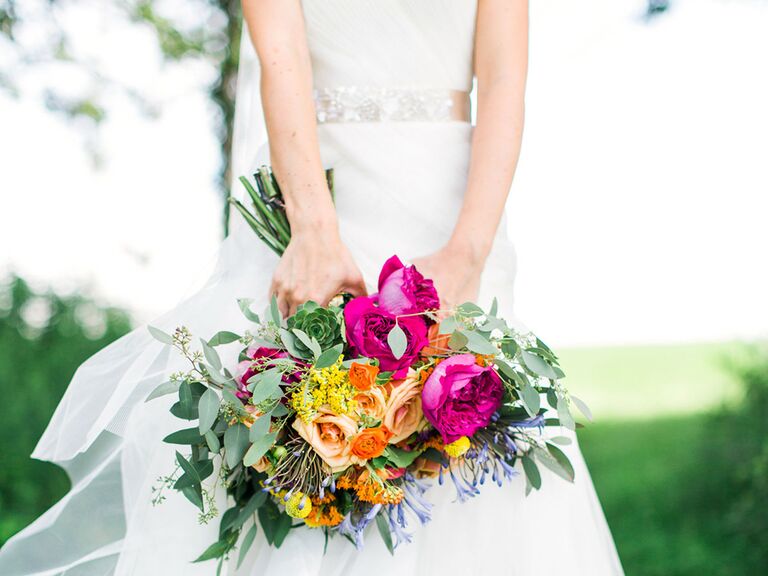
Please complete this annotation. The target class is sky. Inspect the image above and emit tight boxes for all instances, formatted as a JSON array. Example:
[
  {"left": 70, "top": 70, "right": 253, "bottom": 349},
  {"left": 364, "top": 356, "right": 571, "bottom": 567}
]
[{"left": 1, "top": 0, "right": 767, "bottom": 348}]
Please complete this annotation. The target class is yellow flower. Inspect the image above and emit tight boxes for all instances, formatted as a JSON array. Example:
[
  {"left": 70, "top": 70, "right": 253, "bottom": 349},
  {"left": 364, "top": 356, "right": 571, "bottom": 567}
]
[
  {"left": 285, "top": 491, "right": 312, "bottom": 519},
  {"left": 444, "top": 436, "right": 471, "bottom": 458},
  {"left": 290, "top": 356, "right": 358, "bottom": 422}
]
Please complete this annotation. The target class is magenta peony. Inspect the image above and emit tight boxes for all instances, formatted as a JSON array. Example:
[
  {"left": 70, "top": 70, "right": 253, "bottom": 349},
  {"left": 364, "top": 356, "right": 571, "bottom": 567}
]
[
  {"left": 376, "top": 255, "right": 439, "bottom": 317},
  {"left": 343, "top": 296, "right": 428, "bottom": 376},
  {"left": 422, "top": 354, "right": 505, "bottom": 444}
]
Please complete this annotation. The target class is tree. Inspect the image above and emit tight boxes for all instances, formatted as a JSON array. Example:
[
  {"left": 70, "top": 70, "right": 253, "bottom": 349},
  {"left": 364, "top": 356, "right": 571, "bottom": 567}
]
[{"left": 0, "top": 0, "right": 242, "bottom": 232}]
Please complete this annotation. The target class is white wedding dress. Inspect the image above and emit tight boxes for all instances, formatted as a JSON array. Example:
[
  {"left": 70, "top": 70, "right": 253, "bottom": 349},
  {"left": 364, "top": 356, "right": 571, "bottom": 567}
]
[{"left": 0, "top": 1, "right": 624, "bottom": 574}]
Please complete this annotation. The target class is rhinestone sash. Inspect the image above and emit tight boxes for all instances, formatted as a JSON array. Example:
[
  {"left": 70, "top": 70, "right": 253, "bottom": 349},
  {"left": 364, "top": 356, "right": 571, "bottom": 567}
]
[{"left": 313, "top": 87, "right": 471, "bottom": 124}]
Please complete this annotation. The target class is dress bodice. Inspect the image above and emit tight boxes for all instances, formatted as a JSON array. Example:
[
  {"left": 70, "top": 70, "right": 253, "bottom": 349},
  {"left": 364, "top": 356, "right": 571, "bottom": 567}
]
[{"left": 301, "top": 0, "right": 478, "bottom": 92}]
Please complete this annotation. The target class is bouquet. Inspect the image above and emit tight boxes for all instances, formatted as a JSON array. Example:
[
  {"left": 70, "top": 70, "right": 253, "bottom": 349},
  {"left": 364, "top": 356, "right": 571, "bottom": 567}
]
[{"left": 147, "top": 167, "right": 590, "bottom": 570}]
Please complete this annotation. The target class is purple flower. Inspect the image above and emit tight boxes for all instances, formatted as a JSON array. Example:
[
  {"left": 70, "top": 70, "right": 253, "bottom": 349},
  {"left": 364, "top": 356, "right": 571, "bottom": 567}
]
[
  {"left": 343, "top": 296, "right": 428, "bottom": 376},
  {"left": 376, "top": 255, "right": 439, "bottom": 317},
  {"left": 422, "top": 354, "right": 504, "bottom": 444}
]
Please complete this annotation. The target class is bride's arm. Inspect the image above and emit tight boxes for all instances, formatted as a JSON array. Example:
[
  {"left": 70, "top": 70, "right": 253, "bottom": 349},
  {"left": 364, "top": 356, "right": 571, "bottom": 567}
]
[
  {"left": 414, "top": 0, "right": 528, "bottom": 307},
  {"left": 243, "top": 0, "right": 366, "bottom": 315}
]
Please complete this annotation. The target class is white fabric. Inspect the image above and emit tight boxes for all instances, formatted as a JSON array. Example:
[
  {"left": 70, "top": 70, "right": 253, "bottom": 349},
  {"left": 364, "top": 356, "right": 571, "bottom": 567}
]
[{"left": 0, "top": 0, "right": 624, "bottom": 574}]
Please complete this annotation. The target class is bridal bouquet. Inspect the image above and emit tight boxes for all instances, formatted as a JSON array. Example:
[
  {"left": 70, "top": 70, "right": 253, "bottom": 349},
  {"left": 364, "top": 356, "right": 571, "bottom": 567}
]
[{"left": 147, "top": 168, "right": 589, "bottom": 569}]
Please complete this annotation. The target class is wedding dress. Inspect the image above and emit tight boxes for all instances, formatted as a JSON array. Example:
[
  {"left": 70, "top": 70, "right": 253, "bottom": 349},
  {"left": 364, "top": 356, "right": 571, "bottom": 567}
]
[{"left": 0, "top": 1, "right": 624, "bottom": 574}]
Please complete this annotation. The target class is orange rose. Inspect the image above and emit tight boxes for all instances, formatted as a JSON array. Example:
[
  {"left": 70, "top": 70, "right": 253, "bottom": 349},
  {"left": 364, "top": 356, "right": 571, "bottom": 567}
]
[
  {"left": 350, "top": 426, "right": 392, "bottom": 461},
  {"left": 383, "top": 372, "right": 426, "bottom": 444},
  {"left": 422, "top": 323, "right": 451, "bottom": 356},
  {"left": 292, "top": 408, "right": 357, "bottom": 472},
  {"left": 354, "top": 385, "right": 387, "bottom": 420},
  {"left": 349, "top": 362, "right": 379, "bottom": 391}
]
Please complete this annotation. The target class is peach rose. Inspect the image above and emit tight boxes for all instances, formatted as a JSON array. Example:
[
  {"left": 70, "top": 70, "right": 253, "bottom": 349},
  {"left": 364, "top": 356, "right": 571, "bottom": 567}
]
[
  {"left": 350, "top": 426, "right": 392, "bottom": 461},
  {"left": 349, "top": 362, "right": 379, "bottom": 391},
  {"left": 354, "top": 385, "right": 388, "bottom": 420},
  {"left": 292, "top": 408, "right": 357, "bottom": 472},
  {"left": 421, "top": 322, "right": 451, "bottom": 356},
  {"left": 383, "top": 372, "right": 425, "bottom": 444},
  {"left": 411, "top": 457, "right": 441, "bottom": 479}
]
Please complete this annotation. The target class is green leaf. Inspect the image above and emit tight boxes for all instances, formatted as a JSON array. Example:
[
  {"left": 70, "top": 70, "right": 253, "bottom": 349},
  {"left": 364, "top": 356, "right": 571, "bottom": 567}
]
[
  {"left": 278, "top": 328, "right": 307, "bottom": 359},
  {"left": 163, "top": 427, "right": 204, "bottom": 445},
  {"left": 549, "top": 435, "right": 572, "bottom": 446},
  {"left": 375, "top": 512, "right": 395, "bottom": 555},
  {"left": 489, "top": 297, "right": 498, "bottom": 317},
  {"left": 460, "top": 330, "right": 498, "bottom": 355},
  {"left": 174, "top": 459, "right": 214, "bottom": 489},
  {"left": 238, "top": 299, "right": 261, "bottom": 323},
  {"left": 315, "top": 344, "right": 344, "bottom": 369},
  {"left": 147, "top": 325, "right": 173, "bottom": 344},
  {"left": 198, "top": 388, "right": 220, "bottom": 435},
  {"left": 272, "top": 513, "right": 292, "bottom": 548},
  {"left": 270, "top": 294, "right": 282, "bottom": 326},
  {"left": 521, "top": 350, "right": 558, "bottom": 379},
  {"left": 248, "top": 413, "right": 271, "bottom": 442},
  {"left": 292, "top": 328, "right": 321, "bottom": 358},
  {"left": 209, "top": 331, "right": 242, "bottom": 346},
  {"left": 182, "top": 484, "right": 204, "bottom": 511},
  {"left": 547, "top": 443, "right": 576, "bottom": 482},
  {"left": 145, "top": 380, "right": 180, "bottom": 402},
  {"left": 521, "top": 455, "right": 541, "bottom": 490},
  {"left": 438, "top": 316, "right": 458, "bottom": 334},
  {"left": 501, "top": 339, "right": 519, "bottom": 358},
  {"left": 175, "top": 451, "right": 211, "bottom": 487},
  {"left": 193, "top": 539, "right": 232, "bottom": 563},
  {"left": 204, "top": 430, "right": 221, "bottom": 452},
  {"left": 236, "top": 492, "right": 268, "bottom": 528},
  {"left": 243, "top": 432, "right": 277, "bottom": 467},
  {"left": 201, "top": 338, "right": 222, "bottom": 372},
  {"left": 521, "top": 382, "right": 541, "bottom": 417},
  {"left": 457, "top": 302, "right": 485, "bottom": 317},
  {"left": 570, "top": 395, "right": 593, "bottom": 422},
  {"left": 237, "top": 523, "right": 258, "bottom": 568},
  {"left": 546, "top": 387, "right": 558, "bottom": 409},
  {"left": 249, "top": 369, "right": 283, "bottom": 404},
  {"left": 447, "top": 330, "right": 469, "bottom": 351},
  {"left": 387, "top": 323, "right": 407, "bottom": 359},
  {"left": 224, "top": 424, "right": 250, "bottom": 468},
  {"left": 557, "top": 396, "right": 576, "bottom": 431},
  {"left": 383, "top": 446, "right": 422, "bottom": 468}
]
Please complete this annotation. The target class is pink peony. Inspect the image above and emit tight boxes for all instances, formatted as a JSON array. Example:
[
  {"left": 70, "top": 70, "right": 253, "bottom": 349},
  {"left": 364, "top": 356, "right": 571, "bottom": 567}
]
[
  {"left": 376, "top": 255, "right": 439, "bottom": 317},
  {"left": 421, "top": 354, "right": 504, "bottom": 444},
  {"left": 343, "top": 296, "right": 428, "bottom": 377}
]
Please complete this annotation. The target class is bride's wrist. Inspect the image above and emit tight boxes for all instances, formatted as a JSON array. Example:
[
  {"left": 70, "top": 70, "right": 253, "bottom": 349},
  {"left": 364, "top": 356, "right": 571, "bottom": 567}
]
[
  {"left": 445, "top": 234, "right": 492, "bottom": 269},
  {"left": 287, "top": 205, "right": 339, "bottom": 236}
]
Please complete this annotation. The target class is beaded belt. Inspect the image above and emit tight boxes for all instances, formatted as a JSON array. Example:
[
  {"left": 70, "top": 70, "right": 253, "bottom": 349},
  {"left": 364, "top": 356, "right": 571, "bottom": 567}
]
[{"left": 313, "top": 86, "right": 471, "bottom": 124}]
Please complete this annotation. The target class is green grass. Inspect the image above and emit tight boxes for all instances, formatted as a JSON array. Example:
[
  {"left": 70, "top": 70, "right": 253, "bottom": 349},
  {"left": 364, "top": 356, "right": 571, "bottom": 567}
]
[{"left": 558, "top": 342, "right": 746, "bottom": 419}]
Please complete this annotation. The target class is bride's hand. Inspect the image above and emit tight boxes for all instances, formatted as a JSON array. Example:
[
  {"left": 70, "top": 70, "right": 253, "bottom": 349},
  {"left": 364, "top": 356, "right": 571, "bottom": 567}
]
[
  {"left": 270, "top": 224, "right": 367, "bottom": 317},
  {"left": 412, "top": 240, "right": 488, "bottom": 311}
]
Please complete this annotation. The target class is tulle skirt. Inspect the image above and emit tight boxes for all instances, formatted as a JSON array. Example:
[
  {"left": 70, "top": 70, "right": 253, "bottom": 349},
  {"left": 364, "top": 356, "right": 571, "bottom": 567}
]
[{"left": 0, "top": 122, "right": 623, "bottom": 575}]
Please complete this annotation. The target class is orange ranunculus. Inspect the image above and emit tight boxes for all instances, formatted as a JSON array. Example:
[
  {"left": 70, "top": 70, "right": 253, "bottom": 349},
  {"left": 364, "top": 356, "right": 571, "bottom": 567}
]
[
  {"left": 349, "top": 362, "right": 379, "bottom": 391},
  {"left": 422, "top": 323, "right": 451, "bottom": 356},
  {"left": 354, "top": 385, "right": 388, "bottom": 420},
  {"left": 350, "top": 426, "right": 392, "bottom": 461},
  {"left": 383, "top": 372, "right": 425, "bottom": 444}
]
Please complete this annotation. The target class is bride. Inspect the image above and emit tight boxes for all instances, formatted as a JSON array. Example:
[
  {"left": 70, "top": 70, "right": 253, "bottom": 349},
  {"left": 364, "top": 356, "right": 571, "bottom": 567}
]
[{"left": 0, "top": 1, "right": 624, "bottom": 574}]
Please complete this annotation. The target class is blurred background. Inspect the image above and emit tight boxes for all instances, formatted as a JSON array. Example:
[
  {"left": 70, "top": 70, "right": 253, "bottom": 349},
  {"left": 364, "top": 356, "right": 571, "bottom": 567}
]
[{"left": 1, "top": 0, "right": 767, "bottom": 574}]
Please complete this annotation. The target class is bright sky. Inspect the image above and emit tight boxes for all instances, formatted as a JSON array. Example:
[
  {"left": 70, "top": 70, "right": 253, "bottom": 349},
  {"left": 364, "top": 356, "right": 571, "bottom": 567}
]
[{"left": 1, "top": 0, "right": 766, "bottom": 347}]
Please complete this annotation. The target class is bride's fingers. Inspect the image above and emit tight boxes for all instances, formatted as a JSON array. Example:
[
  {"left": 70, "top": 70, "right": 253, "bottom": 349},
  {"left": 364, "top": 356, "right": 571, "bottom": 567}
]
[{"left": 343, "top": 274, "right": 368, "bottom": 298}]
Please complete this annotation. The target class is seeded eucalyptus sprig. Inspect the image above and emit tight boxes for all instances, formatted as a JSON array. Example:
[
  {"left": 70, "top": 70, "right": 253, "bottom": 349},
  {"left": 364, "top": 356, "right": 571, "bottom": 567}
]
[{"left": 230, "top": 165, "right": 335, "bottom": 256}]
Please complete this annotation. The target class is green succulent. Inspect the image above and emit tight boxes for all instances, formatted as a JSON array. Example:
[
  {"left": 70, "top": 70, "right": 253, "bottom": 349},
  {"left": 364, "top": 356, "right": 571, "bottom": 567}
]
[{"left": 286, "top": 302, "right": 343, "bottom": 357}]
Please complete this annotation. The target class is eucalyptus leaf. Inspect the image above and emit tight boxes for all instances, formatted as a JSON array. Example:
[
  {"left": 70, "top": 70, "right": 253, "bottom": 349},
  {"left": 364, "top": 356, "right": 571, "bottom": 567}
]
[
  {"left": 387, "top": 323, "right": 407, "bottom": 359},
  {"left": 570, "top": 395, "right": 593, "bottom": 422},
  {"left": 501, "top": 339, "right": 519, "bottom": 358},
  {"left": 209, "top": 331, "right": 241, "bottom": 346},
  {"left": 521, "top": 350, "right": 558, "bottom": 379},
  {"left": 224, "top": 424, "right": 250, "bottom": 468},
  {"left": 457, "top": 302, "right": 485, "bottom": 317},
  {"left": 548, "top": 435, "right": 572, "bottom": 446},
  {"left": 204, "top": 430, "right": 221, "bottom": 452},
  {"left": 198, "top": 388, "right": 221, "bottom": 435},
  {"left": 237, "top": 523, "right": 258, "bottom": 568},
  {"left": 460, "top": 329, "right": 498, "bottom": 355},
  {"left": 521, "top": 383, "right": 541, "bottom": 417},
  {"left": 243, "top": 431, "right": 277, "bottom": 466},
  {"left": 147, "top": 325, "right": 173, "bottom": 345},
  {"left": 164, "top": 427, "right": 205, "bottom": 445},
  {"left": 182, "top": 484, "right": 204, "bottom": 511},
  {"left": 547, "top": 443, "right": 576, "bottom": 482},
  {"left": 489, "top": 297, "right": 498, "bottom": 317},
  {"left": 248, "top": 413, "right": 271, "bottom": 442},
  {"left": 292, "top": 328, "right": 321, "bottom": 358},
  {"left": 193, "top": 539, "right": 231, "bottom": 563},
  {"left": 383, "top": 446, "right": 422, "bottom": 468},
  {"left": 249, "top": 369, "right": 282, "bottom": 404},
  {"left": 447, "top": 330, "right": 469, "bottom": 351},
  {"left": 438, "top": 316, "right": 458, "bottom": 335},
  {"left": 270, "top": 294, "right": 282, "bottom": 326},
  {"left": 201, "top": 338, "right": 222, "bottom": 371},
  {"left": 238, "top": 299, "right": 261, "bottom": 323},
  {"left": 557, "top": 396, "right": 576, "bottom": 431},
  {"left": 521, "top": 455, "right": 541, "bottom": 490},
  {"left": 315, "top": 344, "right": 344, "bottom": 369},
  {"left": 145, "top": 380, "right": 180, "bottom": 402},
  {"left": 279, "top": 328, "right": 307, "bottom": 359}
]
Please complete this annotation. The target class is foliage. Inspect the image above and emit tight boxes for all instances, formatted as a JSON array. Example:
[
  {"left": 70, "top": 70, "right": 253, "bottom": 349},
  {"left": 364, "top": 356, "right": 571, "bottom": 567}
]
[{"left": 0, "top": 275, "right": 132, "bottom": 545}]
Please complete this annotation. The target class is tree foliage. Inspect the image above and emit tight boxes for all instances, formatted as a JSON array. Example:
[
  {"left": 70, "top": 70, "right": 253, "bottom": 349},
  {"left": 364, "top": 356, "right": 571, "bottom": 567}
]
[{"left": 0, "top": 275, "right": 132, "bottom": 544}]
